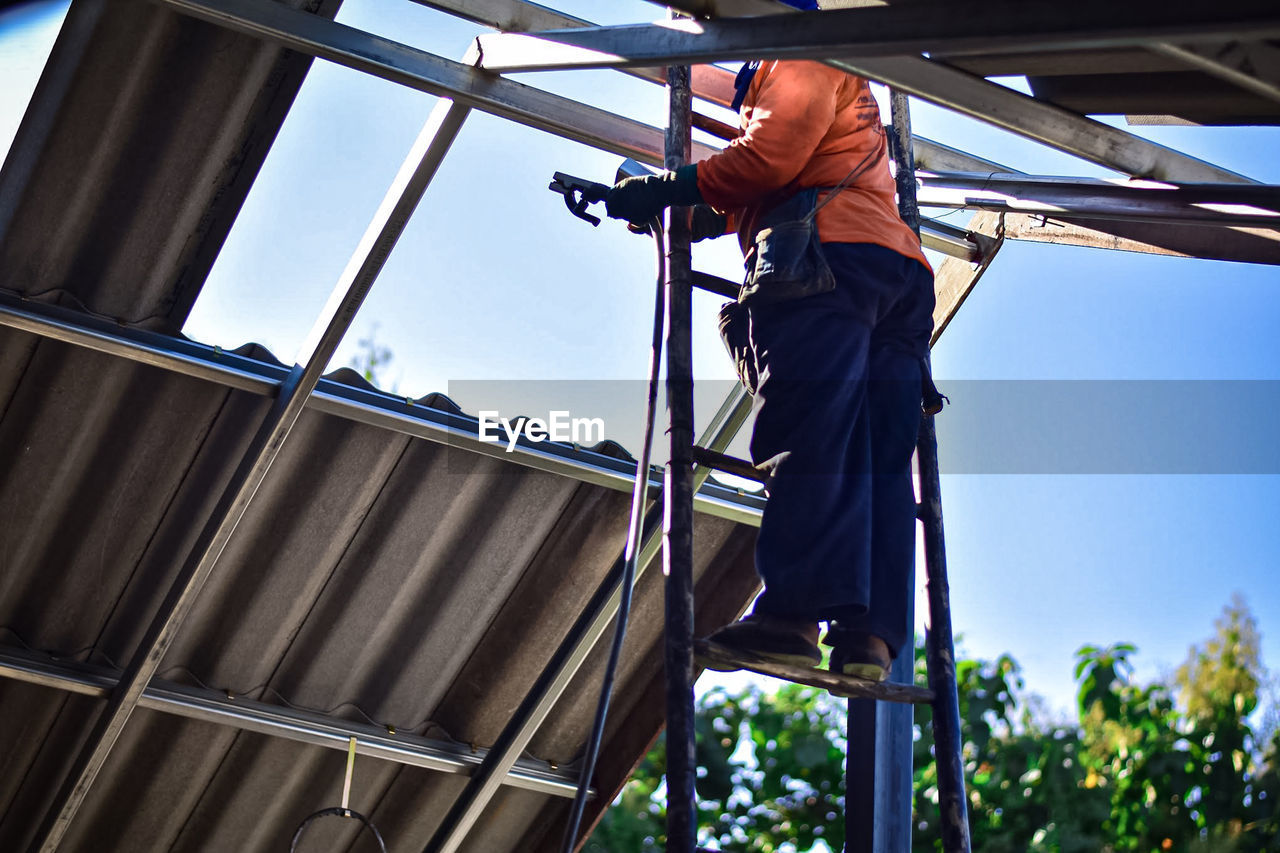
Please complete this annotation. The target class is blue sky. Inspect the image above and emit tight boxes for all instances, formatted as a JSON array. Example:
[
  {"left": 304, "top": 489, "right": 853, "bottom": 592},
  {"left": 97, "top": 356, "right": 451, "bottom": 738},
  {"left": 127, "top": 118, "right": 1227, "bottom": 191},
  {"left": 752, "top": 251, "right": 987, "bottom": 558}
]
[{"left": 4, "top": 0, "right": 1278, "bottom": 716}]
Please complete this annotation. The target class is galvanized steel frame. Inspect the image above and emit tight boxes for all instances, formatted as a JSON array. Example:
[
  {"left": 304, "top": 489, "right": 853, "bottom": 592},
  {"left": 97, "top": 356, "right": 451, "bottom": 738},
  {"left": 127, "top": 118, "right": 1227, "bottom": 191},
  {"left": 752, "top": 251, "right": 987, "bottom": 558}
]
[
  {"left": 0, "top": 294, "right": 764, "bottom": 521},
  {"left": 0, "top": 645, "right": 587, "bottom": 799},
  {"left": 10, "top": 0, "right": 1269, "bottom": 850},
  {"left": 474, "top": 2, "right": 1280, "bottom": 73},
  {"left": 654, "top": 0, "right": 1257, "bottom": 184}
]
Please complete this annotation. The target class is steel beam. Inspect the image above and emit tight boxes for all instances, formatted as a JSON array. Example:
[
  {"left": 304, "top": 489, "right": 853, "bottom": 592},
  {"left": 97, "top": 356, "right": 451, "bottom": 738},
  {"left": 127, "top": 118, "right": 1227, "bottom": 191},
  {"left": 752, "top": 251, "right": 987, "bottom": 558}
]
[
  {"left": 652, "top": 0, "right": 1254, "bottom": 184},
  {"left": 999, "top": 213, "right": 1280, "bottom": 266},
  {"left": 422, "top": 386, "right": 753, "bottom": 853},
  {"left": 158, "top": 0, "right": 1056, "bottom": 228},
  {"left": 155, "top": 0, "right": 719, "bottom": 168},
  {"left": 417, "top": 0, "right": 1005, "bottom": 179},
  {"left": 26, "top": 58, "right": 479, "bottom": 853},
  {"left": 413, "top": 0, "right": 736, "bottom": 103},
  {"left": 921, "top": 217, "right": 994, "bottom": 263},
  {"left": 1150, "top": 40, "right": 1280, "bottom": 106},
  {"left": 0, "top": 295, "right": 763, "bottom": 526},
  {"left": 0, "top": 645, "right": 585, "bottom": 799},
  {"left": 916, "top": 171, "right": 1280, "bottom": 227},
  {"left": 475, "top": 2, "right": 1280, "bottom": 73},
  {"left": 931, "top": 211, "right": 1005, "bottom": 346}
]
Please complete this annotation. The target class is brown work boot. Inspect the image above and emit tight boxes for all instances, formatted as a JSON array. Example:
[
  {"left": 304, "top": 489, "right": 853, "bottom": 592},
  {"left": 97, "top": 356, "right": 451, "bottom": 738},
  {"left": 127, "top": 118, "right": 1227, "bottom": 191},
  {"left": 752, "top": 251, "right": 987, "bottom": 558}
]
[
  {"left": 825, "top": 629, "right": 893, "bottom": 682},
  {"left": 702, "top": 613, "right": 822, "bottom": 671}
]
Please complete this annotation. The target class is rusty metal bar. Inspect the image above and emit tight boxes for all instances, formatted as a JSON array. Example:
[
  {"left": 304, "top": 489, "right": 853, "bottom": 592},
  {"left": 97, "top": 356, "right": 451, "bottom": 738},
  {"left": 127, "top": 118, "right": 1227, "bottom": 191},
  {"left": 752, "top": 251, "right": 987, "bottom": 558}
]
[
  {"left": 892, "top": 90, "right": 972, "bottom": 853},
  {"left": 663, "top": 51, "right": 698, "bottom": 853},
  {"left": 689, "top": 446, "right": 768, "bottom": 483}
]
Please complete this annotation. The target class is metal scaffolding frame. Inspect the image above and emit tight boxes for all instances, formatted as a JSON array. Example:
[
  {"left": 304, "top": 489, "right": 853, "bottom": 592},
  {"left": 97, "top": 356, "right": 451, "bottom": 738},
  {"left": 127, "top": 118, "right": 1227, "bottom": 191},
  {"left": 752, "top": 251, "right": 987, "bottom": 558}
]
[{"left": 2, "top": 0, "right": 1275, "bottom": 851}]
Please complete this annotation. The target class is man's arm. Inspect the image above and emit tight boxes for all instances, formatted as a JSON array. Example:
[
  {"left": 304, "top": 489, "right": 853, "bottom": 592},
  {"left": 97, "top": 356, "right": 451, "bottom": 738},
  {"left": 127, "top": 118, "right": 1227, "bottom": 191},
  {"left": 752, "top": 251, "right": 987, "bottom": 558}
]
[
  {"left": 605, "top": 60, "right": 842, "bottom": 227},
  {"left": 695, "top": 60, "right": 842, "bottom": 209}
]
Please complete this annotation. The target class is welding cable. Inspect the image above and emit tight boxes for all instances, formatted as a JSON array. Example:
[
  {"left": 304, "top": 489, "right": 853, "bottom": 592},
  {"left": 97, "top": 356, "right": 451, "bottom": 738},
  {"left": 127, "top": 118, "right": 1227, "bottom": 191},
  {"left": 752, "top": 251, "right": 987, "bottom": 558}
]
[
  {"left": 290, "top": 808, "right": 387, "bottom": 853},
  {"left": 559, "top": 214, "right": 667, "bottom": 853}
]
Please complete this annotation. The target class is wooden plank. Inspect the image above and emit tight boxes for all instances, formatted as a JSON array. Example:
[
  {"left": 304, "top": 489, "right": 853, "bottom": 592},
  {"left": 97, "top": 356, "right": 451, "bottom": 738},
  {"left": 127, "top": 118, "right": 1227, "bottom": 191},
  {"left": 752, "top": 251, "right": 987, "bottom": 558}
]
[
  {"left": 1002, "top": 213, "right": 1280, "bottom": 265},
  {"left": 694, "top": 639, "right": 935, "bottom": 704},
  {"left": 931, "top": 210, "right": 1004, "bottom": 346}
]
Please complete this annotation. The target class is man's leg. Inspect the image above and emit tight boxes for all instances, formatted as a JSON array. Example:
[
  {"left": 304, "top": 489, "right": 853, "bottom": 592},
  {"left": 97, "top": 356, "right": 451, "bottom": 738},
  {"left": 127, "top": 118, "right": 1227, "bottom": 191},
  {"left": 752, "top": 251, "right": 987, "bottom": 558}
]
[
  {"left": 704, "top": 280, "right": 874, "bottom": 667},
  {"left": 827, "top": 254, "right": 934, "bottom": 673},
  {"left": 748, "top": 295, "right": 875, "bottom": 622}
]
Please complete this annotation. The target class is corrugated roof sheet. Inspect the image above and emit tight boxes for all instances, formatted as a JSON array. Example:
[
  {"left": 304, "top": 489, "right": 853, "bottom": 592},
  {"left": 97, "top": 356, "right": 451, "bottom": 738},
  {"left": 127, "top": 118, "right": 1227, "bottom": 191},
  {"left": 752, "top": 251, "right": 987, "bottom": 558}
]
[
  {"left": 3, "top": 0, "right": 1272, "bottom": 850},
  {"left": 0, "top": 326, "right": 761, "bottom": 852},
  {"left": 0, "top": 0, "right": 341, "bottom": 332}
]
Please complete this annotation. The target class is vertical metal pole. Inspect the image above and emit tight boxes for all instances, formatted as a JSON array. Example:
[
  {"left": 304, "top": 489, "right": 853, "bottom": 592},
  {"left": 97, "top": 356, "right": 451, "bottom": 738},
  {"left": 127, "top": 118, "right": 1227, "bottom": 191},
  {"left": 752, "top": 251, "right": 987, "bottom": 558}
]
[
  {"left": 662, "top": 51, "right": 696, "bottom": 853},
  {"left": 890, "top": 89, "right": 972, "bottom": 853},
  {"left": 845, "top": 699, "right": 877, "bottom": 853}
]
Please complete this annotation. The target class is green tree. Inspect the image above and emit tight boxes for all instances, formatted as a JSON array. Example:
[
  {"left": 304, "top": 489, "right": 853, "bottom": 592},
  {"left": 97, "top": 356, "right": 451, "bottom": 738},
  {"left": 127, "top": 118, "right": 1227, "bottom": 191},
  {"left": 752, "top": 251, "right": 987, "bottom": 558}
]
[
  {"left": 347, "top": 323, "right": 396, "bottom": 391},
  {"left": 587, "top": 682, "right": 846, "bottom": 853},
  {"left": 588, "top": 599, "right": 1279, "bottom": 852}
]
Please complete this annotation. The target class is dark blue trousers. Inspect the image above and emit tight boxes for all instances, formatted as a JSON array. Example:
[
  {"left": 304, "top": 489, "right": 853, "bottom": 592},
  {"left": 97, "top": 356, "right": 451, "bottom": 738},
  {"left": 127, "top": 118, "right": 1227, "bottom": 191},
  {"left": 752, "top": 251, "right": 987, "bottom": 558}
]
[{"left": 746, "top": 242, "right": 934, "bottom": 657}]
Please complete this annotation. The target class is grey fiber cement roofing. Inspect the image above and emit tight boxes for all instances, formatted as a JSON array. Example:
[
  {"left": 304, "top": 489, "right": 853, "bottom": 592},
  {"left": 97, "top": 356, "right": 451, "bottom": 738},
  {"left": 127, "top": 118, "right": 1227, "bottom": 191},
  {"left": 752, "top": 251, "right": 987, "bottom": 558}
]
[
  {"left": 0, "top": 325, "right": 763, "bottom": 852},
  {"left": 0, "top": 0, "right": 342, "bottom": 332},
  {"left": 0, "top": 2, "right": 762, "bottom": 843}
]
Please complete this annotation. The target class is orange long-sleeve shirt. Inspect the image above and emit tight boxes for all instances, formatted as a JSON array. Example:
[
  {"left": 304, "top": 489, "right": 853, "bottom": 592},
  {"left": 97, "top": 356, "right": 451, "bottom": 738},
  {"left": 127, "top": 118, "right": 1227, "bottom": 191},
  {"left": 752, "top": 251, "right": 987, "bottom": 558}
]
[{"left": 695, "top": 60, "right": 929, "bottom": 272}]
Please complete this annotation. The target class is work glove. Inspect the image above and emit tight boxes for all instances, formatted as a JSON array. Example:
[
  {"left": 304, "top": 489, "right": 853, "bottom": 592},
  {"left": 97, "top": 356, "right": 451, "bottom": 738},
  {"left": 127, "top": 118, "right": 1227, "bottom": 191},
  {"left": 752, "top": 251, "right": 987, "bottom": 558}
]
[
  {"left": 605, "top": 164, "right": 702, "bottom": 227},
  {"left": 690, "top": 204, "right": 729, "bottom": 242}
]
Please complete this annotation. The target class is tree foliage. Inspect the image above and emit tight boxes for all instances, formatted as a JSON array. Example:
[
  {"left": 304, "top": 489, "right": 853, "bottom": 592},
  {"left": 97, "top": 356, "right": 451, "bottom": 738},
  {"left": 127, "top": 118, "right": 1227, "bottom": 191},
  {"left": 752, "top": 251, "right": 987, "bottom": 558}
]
[
  {"left": 586, "top": 599, "right": 1279, "bottom": 852},
  {"left": 348, "top": 323, "right": 397, "bottom": 391}
]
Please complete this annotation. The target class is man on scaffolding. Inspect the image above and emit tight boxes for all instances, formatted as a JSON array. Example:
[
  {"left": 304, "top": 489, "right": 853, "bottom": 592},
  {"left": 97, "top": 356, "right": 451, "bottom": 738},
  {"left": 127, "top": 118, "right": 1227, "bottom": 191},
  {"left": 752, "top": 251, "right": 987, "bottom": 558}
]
[{"left": 605, "top": 18, "right": 936, "bottom": 683}]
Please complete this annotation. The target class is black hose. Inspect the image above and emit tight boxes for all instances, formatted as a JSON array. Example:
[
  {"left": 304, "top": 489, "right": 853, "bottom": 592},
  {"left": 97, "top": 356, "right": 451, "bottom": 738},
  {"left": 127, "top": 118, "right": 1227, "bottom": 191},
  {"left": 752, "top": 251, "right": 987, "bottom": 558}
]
[
  {"left": 290, "top": 807, "right": 387, "bottom": 852},
  {"left": 558, "top": 216, "right": 667, "bottom": 853}
]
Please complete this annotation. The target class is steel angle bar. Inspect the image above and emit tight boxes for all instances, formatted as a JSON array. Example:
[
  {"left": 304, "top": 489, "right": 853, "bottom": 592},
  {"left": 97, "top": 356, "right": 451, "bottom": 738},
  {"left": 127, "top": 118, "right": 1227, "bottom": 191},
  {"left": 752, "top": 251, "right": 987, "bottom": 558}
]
[
  {"left": 916, "top": 171, "right": 1280, "bottom": 227},
  {"left": 651, "top": 0, "right": 1255, "bottom": 184},
  {"left": 154, "top": 0, "right": 717, "bottom": 168},
  {"left": 422, "top": 385, "right": 753, "bottom": 853},
  {"left": 476, "top": 1, "right": 1280, "bottom": 73},
  {"left": 0, "top": 646, "right": 585, "bottom": 799},
  {"left": 930, "top": 211, "right": 1005, "bottom": 347},
  {"left": 920, "top": 217, "right": 992, "bottom": 263},
  {"left": 413, "top": 0, "right": 736, "bottom": 103},
  {"left": 1150, "top": 41, "right": 1280, "bottom": 106},
  {"left": 0, "top": 294, "right": 276, "bottom": 394},
  {"left": 162, "top": 0, "right": 998, "bottom": 186},
  {"left": 27, "top": 71, "right": 473, "bottom": 853},
  {"left": 999, "top": 213, "right": 1280, "bottom": 266},
  {"left": 422, "top": 0, "right": 990, "bottom": 262},
  {"left": 0, "top": 296, "right": 763, "bottom": 525}
]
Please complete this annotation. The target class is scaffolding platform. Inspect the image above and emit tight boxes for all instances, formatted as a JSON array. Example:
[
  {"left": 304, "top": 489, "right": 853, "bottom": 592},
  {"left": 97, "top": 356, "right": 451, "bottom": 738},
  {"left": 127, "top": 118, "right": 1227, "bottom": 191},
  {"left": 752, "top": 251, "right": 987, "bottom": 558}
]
[{"left": 695, "top": 639, "right": 935, "bottom": 704}]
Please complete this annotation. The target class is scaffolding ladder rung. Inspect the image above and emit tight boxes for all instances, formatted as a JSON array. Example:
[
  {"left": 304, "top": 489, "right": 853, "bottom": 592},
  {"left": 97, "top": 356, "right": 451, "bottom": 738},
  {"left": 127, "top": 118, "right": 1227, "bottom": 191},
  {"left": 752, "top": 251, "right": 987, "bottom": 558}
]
[
  {"left": 694, "top": 640, "right": 935, "bottom": 705},
  {"left": 690, "top": 446, "right": 768, "bottom": 483},
  {"left": 691, "top": 270, "right": 740, "bottom": 299}
]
